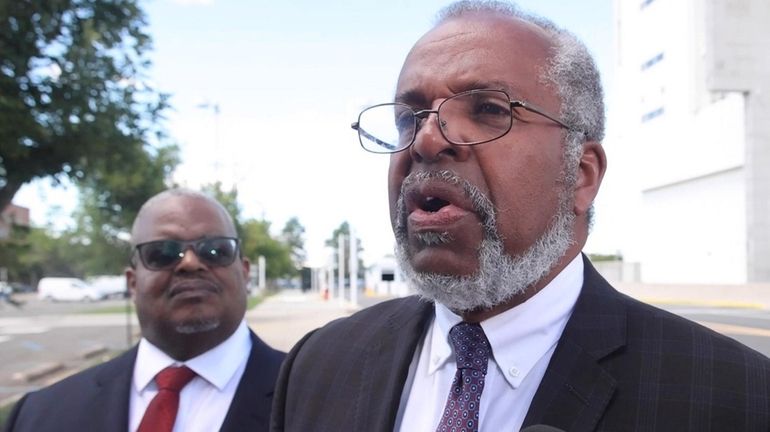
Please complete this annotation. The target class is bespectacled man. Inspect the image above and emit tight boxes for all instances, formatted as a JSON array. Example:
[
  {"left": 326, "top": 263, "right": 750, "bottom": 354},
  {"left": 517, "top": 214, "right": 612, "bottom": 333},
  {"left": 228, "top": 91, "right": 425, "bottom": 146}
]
[{"left": 271, "top": 1, "right": 770, "bottom": 431}]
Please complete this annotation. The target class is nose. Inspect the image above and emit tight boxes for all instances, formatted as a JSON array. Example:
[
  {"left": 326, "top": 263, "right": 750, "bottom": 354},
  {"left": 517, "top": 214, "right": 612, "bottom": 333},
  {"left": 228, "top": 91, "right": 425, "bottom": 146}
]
[
  {"left": 175, "top": 247, "right": 206, "bottom": 272},
  {"left": 409, "top": 110, "right": 471, "bottom": 164}
]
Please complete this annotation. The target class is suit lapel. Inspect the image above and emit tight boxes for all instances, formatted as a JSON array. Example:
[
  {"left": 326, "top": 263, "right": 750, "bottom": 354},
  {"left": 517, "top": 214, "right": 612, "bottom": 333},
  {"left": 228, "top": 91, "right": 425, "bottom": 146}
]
[
  {"left": 523, "top": 255, "right": 626, "bottom": 432},
  {"left": 219, "top": 330, "right": 284, "bottom": 432},
  {"left": 353, "top": 297, "right": 434, "bottom": 432},
  {"left": 85, "top": 347, "right": 138, "bottom": 432}
]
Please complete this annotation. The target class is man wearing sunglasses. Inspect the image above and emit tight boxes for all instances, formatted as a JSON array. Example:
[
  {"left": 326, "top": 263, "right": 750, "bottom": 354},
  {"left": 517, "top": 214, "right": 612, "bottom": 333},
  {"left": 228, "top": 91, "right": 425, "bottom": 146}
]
[
  {"left": 5, "top": 189, "right": 284, "bottom": 432},
  {"left": 272, "top": 1, "right": 770, "bottom": 431}
]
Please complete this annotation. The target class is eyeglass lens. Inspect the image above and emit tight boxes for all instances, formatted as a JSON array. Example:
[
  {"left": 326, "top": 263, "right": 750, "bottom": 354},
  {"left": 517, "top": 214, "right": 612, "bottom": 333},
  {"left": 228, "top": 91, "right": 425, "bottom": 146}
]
[
  {"left": 136, "top": 237, "right": 238, "bottom": 270},
  {"left": 357, "top": 90, "right": 513, "bottom": 153}
]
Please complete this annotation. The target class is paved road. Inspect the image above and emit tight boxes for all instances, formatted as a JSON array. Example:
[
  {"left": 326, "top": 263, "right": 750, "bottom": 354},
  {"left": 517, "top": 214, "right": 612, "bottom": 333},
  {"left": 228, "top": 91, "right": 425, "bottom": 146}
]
[
  {"left": 0, "top": 290, "right": 361, "bottom": 406},
  {"left": 2, "top": 290, "right": 770, "bottom": 408},
  {"left": 661, "top": 305, "right": 770, "bottom": 357}
]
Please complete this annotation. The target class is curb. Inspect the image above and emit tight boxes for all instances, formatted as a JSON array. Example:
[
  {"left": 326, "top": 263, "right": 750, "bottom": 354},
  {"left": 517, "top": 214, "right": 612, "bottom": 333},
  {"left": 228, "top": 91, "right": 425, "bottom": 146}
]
[
  {"left": 79, "top": 345, "right": 108, "bottom": 360},
  {"left": 12, "top": 362, "right": 64, "bottom": 383},
  {"left": 639, "top": 297, "right": 766, "bottom": 310},
  {"left": 8, "top": 345, "right": 110, "bottom": 386}
]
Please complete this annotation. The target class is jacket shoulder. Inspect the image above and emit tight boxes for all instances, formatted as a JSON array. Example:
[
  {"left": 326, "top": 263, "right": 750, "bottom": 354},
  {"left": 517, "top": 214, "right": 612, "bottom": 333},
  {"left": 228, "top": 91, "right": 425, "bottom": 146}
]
[{"left": 3, "top": 348, "right": 135, "bottom": 432}]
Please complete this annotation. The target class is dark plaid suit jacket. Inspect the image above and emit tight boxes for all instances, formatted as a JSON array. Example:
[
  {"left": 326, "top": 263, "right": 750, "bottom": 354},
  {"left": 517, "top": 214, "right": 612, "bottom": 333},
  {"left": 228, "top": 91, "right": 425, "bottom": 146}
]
[
  {"left": 271, "top": 255, "right": 770, "bottom": 431},
  {"left": 4, "top": 330, "right": 285, "bottom": 432}
]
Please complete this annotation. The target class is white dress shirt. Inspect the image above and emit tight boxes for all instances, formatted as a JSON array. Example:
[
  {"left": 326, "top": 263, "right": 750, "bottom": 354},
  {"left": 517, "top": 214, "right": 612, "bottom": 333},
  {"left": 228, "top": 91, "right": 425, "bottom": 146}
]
[
  {"left": 395, "top": 255, "right": 583, "bottom": 431},
  {"left": 129, "top": 320, "right": 252, "bottom": 432}
]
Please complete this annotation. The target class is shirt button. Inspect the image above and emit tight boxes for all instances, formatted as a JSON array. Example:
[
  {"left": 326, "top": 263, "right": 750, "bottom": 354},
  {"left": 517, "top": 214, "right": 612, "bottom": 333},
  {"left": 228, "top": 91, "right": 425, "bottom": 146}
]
[{"left": 509, "top": 366, "right": 520, "bottom": 378}]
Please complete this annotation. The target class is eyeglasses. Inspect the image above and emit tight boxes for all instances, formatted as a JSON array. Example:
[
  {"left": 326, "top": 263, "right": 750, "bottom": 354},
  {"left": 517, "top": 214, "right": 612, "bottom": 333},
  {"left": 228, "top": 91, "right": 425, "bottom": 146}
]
[
  {"left": 351, "top": 89, "right": 580, "bottom": 154},
  {"left": 131, "top": 237, "right": 240, "bottom": 271}
]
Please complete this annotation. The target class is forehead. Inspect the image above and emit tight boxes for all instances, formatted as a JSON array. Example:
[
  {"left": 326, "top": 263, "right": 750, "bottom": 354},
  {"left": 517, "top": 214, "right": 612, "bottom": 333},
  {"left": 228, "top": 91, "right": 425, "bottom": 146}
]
[
  {"left": 132, "top": 195, "right": 234, "bottom": 243},
  {"left": 396, "top": 13, "right": 557, "bottom": 105}
]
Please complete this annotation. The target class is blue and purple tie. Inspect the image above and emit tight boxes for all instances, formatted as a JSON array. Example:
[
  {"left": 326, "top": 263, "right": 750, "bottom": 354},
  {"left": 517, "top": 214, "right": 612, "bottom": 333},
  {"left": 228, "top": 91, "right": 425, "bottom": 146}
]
[{"left": 435, "top": 322, "right": 491, "bottom": 432}]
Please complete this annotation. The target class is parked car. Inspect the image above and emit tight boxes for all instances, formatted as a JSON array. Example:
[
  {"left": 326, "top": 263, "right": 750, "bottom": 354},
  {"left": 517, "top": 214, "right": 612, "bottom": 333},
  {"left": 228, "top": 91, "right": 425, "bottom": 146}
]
[
  {"left": 37, "top": 277, "right": 105, "bottom": 302},
  {"left": 88, "top": 275, "right": 128, "bottom": 299},
  {"left": 9, "top": 282, "right": 35, "bottom": 293}
]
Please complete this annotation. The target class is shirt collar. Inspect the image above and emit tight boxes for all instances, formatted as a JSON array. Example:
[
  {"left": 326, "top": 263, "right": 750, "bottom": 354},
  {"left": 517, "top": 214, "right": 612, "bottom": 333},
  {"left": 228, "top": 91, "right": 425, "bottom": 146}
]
[
  {"left": 134, "top": 320, "right": 252, "bottom": 393},
  {"left": 429, "top": 254, "right": 583, "bottom": 388}
]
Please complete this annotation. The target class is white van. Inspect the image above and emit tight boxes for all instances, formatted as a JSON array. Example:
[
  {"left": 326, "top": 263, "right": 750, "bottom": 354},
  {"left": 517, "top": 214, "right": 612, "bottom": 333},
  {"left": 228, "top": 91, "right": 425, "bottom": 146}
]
[
  {"left": 37, "top": 277, "right": 105, "bottom": 302},
  {"left": 88, "top": 275, "right": 127, "bottom": 299}
]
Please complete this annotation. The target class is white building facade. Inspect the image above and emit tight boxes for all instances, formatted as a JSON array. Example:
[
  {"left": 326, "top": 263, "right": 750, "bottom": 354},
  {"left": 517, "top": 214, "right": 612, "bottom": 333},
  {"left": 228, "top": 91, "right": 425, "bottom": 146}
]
[{"left": 614, "top": 0, "right": 770, "bottom": 283}]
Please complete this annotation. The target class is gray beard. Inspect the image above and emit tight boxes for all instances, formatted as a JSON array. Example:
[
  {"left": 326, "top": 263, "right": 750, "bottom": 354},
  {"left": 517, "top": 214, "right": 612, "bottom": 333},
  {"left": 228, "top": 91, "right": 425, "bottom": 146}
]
[
  {"left": 394, "top": 170, "right": 575, "bottom": 313},
  {"left": 176, "top": 318, "right": 220, "bottom": 334}
]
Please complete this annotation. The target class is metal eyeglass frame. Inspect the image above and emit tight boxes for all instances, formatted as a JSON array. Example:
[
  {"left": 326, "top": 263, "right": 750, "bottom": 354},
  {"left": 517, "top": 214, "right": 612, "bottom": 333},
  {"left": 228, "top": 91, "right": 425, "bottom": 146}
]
[{"left": 351, "top": 88, "right": 583, "bottom": 154}]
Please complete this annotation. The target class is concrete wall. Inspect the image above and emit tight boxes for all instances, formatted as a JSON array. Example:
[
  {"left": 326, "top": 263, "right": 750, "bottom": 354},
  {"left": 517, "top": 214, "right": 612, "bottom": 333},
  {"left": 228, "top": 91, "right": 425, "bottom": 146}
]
[
  {"left": 641, "top": 167, "right": 746, "bottom": 284},
  {"left": 614, "top": 0, "right": 770, "bottom": 283}
]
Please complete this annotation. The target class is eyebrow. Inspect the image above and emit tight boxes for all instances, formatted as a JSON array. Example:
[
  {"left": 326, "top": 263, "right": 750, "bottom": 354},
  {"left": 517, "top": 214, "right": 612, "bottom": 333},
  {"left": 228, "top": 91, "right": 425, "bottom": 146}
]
[
  {"left": 394, "top": 80, "right": 524, "bottom": 106},
  {"left": 394, "top": 89, "right": 427, "bottom": 107}
]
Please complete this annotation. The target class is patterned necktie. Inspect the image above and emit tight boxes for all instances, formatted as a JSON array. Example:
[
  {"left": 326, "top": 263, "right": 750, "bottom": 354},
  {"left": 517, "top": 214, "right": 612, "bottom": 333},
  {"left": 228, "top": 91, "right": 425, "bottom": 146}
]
[
  {"left": 138, "top": 366, "right": 197, "bottom": 432},
  {"left": 435, "top": 322, "right": 491, "bottom": 432}
]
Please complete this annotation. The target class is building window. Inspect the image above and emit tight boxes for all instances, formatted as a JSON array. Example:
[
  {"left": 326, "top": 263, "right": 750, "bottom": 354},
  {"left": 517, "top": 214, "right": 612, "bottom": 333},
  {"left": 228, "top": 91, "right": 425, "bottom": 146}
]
[
  {"left": 641, "top": 52, "right": 664, "bottom": 71},
  {"left": 640, "top": 0, "right": 655, "bottom": 9},
  {"left": 641, "top": 107, "right": 664, "bottom": 122}
]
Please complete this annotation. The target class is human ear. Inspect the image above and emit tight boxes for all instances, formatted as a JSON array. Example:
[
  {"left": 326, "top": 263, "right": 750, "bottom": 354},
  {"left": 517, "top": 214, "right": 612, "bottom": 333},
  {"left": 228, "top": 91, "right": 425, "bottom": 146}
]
[
  {"left": 125, "top": 267, "right": 138, "bottom": 301},
  {"left": 573, "top": 141, "right": 606, "bottom": 216}
]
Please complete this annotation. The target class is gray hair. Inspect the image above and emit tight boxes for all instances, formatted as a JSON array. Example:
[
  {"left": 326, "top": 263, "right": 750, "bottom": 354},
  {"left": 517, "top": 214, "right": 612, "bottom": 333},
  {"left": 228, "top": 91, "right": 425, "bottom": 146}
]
[
  {"left": 436, "top": 1, "right": 604, "bottom": 144},
  {"left": 436, "top": 0, "right": 604, "bottom": 225}
]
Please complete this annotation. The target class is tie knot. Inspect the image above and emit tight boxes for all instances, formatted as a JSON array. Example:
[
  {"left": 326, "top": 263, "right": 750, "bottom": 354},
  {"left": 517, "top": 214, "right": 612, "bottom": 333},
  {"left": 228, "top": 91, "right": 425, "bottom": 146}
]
[
  {"left": 155, "top": 366, "right": 196, "bottom": 392},
  {"left": 449, "top": 322, "right": 491, "bottom": 374}
]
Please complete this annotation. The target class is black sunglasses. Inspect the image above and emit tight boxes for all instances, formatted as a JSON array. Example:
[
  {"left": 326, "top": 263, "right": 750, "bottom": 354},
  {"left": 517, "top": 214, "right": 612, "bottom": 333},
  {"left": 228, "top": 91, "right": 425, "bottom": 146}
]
[{"left": 132, "top": 237, "right": 240, "bottom": 271}]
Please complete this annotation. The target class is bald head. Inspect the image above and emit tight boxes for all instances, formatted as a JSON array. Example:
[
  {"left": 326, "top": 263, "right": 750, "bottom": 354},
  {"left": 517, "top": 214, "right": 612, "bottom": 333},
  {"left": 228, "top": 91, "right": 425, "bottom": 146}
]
[{"left": 131, "top": 188, "right": 237, "bottom": 245}]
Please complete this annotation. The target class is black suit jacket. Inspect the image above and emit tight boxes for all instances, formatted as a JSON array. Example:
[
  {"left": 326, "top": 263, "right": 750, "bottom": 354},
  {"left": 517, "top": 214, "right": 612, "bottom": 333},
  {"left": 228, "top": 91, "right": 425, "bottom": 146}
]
[
  {"left": 4, "top": 330, "right": 285, "bottom": 432},
  {"left": 271, "top": 256, "right": 770, "bottom": 431}
]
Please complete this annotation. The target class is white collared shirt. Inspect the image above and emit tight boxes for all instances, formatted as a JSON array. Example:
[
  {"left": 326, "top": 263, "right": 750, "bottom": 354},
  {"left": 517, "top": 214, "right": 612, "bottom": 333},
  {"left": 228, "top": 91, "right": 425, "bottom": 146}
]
[
  {"left": 129, "top": 320, "right": 252, "bottom": 432},
  {"left": 395, "top": 255, "right": 583, "bottom": 432}
]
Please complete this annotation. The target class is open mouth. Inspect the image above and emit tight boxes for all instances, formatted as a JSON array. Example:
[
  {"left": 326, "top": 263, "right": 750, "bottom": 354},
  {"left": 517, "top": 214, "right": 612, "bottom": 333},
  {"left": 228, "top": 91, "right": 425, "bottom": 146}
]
[
  {"left": 404, "top": 180, "right": 475, "bottom": 230},
  {"left": 420, "top": 196, "right": 450, "bottom": 213}
]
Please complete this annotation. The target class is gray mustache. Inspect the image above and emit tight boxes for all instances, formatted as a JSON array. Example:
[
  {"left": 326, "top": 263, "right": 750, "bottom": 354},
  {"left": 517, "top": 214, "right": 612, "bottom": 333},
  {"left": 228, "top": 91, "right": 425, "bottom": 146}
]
[{"left": 395, "top": 170, "right": 498, "bottom": 237}]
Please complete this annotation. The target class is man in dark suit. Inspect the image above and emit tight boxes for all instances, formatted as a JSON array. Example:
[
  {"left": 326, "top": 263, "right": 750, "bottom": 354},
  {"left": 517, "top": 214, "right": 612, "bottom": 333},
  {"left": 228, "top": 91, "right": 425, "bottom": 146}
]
[
  {"left": 4, "top": 189, "right": 284, "bottom": 432},
  {"left": 271, "top": 1, "right": 770, "bottom": 431}
]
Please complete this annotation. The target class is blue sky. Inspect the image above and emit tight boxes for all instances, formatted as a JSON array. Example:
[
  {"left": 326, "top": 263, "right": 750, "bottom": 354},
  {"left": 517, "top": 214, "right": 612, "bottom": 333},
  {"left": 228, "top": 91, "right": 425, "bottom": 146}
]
[{"left": 16, "top": 0, "right": 619, "bottom": 266}]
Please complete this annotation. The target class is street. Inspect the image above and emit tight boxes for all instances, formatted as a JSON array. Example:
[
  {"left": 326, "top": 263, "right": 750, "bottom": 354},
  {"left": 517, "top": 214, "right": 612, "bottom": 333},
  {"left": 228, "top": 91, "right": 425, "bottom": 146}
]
[{"left": 2, "top": 291, "right": 770, "bottom": 409}]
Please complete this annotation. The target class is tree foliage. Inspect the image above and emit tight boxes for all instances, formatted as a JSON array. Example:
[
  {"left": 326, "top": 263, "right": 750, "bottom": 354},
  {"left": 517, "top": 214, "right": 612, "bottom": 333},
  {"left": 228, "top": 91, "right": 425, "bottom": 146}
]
[
  {"left": 0, "top": 0, "right": 176, "bottom": 211},
  {"left": 202, "top": 181, "right": 243, "bottom": 238},
  {"left": 325, "top": 221, "right": 365, "bottom": 279},
  {"left": 200, "top": 182, "right": 300, "bottom": 280},
  {"left": 281, "top": 216, "right": 306, "bottom": 270},
  {"left": 241, "top": 219, "right": 295, "bottom": 279}
]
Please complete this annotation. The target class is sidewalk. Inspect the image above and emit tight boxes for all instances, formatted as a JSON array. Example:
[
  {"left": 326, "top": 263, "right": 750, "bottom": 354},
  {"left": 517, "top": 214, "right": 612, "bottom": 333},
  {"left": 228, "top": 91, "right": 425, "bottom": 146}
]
[{"left": 246, "top": 290, "right": 363, "bottom": 352}]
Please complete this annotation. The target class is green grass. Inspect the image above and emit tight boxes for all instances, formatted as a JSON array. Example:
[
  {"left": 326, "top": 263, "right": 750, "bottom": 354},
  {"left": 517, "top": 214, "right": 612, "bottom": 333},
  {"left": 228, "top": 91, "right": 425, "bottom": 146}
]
[
  {"left": 80, "top": 303, "right": 135, "bottom": 314},
  {"left": 78, "top": 291, "right": 268, "bottom": 314},
  {"left": 247, "top": 293, "right": 266, "bottom": 309},
  {"left": 0, "top": 401, "right": 13, "bottom": 428}
]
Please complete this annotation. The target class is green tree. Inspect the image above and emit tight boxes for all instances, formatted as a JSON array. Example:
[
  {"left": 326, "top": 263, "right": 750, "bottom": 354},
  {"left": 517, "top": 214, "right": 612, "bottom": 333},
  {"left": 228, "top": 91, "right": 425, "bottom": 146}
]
[
  {"left": 11, "top": 226, "right": 81, "bottom": 282},
  {"left": 325, "top": 221, "right": 365, "bottom": 280},
  {"left": 201, "top": 182, "right": 243, "bottom": 238},
  {"left": 0, "top": 0, "right": 175, "bottom": 211},
  {"left": 241, "top": 219, "right": 295, "bottom": 280},
  {"left": 199, "top": 182, "right": 296, "bottom": 280},
  {"left": 281, "top": 216, "right": 306, "bottom": 270}
]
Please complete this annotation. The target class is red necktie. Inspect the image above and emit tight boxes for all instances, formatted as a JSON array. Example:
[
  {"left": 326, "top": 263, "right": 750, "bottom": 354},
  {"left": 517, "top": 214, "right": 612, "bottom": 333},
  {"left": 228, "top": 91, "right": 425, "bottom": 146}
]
[{"left": 138, "top": 366, "right": 197, "bottom": 432}]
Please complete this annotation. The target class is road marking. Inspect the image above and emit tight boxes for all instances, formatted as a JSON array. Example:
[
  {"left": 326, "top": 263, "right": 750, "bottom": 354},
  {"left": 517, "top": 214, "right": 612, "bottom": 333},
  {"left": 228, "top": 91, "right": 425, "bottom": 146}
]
[
  {"left": 697, "top": 321, "right": 770, "bottom": 338},
  {"left": 0, "top": 326, "right": 49, "bottom": 334}
]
